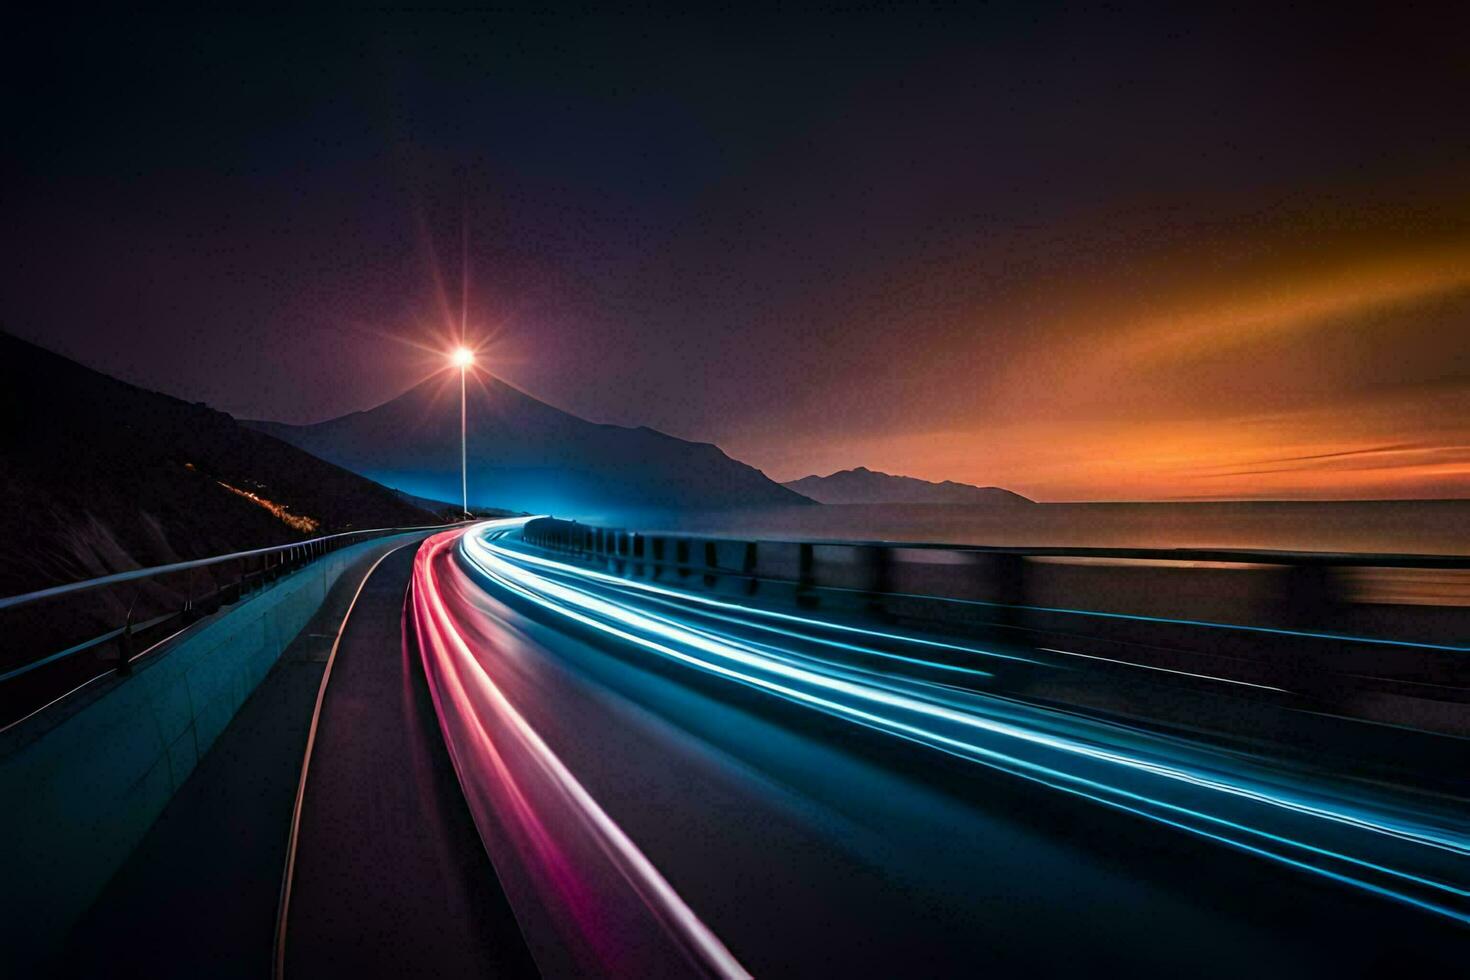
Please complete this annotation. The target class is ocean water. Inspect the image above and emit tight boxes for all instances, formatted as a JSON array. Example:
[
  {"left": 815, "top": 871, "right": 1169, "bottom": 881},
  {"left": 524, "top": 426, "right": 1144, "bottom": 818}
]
[{"left": 595, "top": 500, "right": 1470, "bottom": 556}]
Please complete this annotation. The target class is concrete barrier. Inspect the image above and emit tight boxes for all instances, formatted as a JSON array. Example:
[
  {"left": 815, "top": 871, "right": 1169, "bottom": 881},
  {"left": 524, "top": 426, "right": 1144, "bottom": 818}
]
[{"left": 0, "top": 531, "right": 424, "bottom": 975}]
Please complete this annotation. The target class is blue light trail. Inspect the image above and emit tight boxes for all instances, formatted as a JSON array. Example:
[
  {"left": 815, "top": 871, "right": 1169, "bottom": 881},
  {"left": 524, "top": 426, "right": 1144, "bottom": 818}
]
[{"left": 456, "top": 522, "right": 1470, "bottom": 927}]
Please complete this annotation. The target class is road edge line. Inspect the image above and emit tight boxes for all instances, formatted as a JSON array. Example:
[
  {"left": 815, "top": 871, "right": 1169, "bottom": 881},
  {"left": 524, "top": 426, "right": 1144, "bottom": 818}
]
[{"left": 271, "top": 538, "right": 419, "bottom": 980}]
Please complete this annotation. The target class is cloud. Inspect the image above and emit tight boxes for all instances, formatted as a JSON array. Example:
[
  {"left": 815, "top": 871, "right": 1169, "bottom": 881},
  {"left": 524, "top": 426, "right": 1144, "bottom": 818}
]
[{"left": 1104, "top": 246, "right": 1470, "bottom": 371}]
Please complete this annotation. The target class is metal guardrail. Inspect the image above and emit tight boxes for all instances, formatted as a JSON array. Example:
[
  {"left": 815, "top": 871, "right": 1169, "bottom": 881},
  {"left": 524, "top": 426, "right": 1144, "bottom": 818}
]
[
  {"left": 0, "top": 523, "right": 460, "bottom": 730},
  {"left": 521, "top": 517, "right": 1470, "bottom": 599},
  {"left": 520, "top": 517, "right": 1470, "bottom": 738},
  {"left": 522, "top": 518, "right": 1470, "bottom": 570}
]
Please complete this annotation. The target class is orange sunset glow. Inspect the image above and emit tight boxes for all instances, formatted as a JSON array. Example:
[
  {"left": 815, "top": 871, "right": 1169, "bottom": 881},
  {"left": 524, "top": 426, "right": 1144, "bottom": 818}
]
[{"left": 731, "top": 236, "right": 1470, "bottom": 501}]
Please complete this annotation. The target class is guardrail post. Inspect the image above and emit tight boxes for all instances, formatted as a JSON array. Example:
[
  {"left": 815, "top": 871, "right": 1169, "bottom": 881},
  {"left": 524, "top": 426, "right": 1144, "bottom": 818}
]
[
  {"left": 703, "top": 541, "right": 718, "bottom": 587},
  {"left": 182, "top": 579, "right": 197, "bottom": 624},
  {"left": 1278, "top": 564, "right": 1342, "bottom": 629},
  {"left": 796, "top": 542, "right": 817, "bottom": 608},
  {"left": 864, "top": 546, "right": 893, "bottom": 619},
  {"left": 116, "top": 615, "right": 135, "bottom": 676},
  {"left": 743, "top": 541, "right": 758, "bottom": 594},
  {"left": 991, "top": 553, "right": 1028, "bottom": 645}
]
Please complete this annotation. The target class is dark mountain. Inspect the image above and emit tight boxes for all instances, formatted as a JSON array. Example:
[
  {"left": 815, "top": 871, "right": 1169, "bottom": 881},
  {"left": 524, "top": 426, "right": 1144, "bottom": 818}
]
[
  {"left": 0, "top": 332, "right": 438, "bottom": 596},
  {"left": 783, "top": 467, "right": 1032, "bottom": 505},
  {"left": 246, "top": 375, "right": 810, "bottom": 515}
]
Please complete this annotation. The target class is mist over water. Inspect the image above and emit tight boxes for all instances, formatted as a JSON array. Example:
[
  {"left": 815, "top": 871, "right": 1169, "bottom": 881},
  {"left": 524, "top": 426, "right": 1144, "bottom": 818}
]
[{"left": 597, "top": 500, "right": 1470, "bottom": 555}]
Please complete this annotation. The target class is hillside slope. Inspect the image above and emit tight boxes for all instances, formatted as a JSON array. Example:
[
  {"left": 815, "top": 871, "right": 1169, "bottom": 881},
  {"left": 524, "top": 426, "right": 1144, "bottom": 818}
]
[{"left": 0, "top": 332, "right": 437, "bottom": 595}]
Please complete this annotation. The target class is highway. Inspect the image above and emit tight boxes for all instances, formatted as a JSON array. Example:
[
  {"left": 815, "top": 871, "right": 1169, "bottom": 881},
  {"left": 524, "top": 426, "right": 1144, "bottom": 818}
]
[
  {"left": 280, "top": 542, "right": 537, "bottom": 979},
  {"left": 404, "top": 520, "right": 1469, "bottom": 977}
]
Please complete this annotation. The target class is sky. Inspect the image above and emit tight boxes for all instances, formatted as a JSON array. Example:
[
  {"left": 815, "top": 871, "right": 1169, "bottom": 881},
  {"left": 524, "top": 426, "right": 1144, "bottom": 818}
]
[{"left": 4, "top": 7, "right": 1468, "bottom": 501}]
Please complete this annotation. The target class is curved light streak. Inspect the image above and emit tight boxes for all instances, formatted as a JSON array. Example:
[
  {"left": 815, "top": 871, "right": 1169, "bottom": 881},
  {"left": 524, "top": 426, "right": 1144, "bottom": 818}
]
[
  {"left": 410, "top": 527, "right": 751, "bottom": 979},
  {"left": 458, "top": 523, "right": 1470, "bottom": 926}
]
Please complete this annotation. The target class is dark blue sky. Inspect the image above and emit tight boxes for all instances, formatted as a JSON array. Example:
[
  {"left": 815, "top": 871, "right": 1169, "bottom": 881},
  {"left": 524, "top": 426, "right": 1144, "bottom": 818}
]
[{"left": 5, "top": 7, "right": 1468, "bottom": 498}]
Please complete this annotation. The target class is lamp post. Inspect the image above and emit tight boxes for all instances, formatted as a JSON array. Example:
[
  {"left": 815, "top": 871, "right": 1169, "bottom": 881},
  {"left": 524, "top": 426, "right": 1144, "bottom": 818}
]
[{"left": 451, "top": 347, "right": 474, "bottom": 517}]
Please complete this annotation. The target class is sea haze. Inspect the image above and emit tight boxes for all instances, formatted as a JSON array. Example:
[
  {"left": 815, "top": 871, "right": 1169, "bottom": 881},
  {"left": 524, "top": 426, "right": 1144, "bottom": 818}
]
[{"left": 593, "top": 500, "right": 1470, "bottom": 555}]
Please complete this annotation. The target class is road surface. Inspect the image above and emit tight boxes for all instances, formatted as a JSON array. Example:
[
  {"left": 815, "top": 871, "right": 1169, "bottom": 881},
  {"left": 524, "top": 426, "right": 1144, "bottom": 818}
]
[
  {"left": 278, "top": 541, "right": 537, "bottom": 978},
  {"left": 402, "top": 521, "right": 1469, "bottom": 977}
]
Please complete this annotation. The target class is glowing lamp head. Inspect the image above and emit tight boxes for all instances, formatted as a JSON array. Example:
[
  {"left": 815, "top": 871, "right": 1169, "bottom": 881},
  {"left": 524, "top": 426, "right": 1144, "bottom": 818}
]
[{"left": 451, "top": 347, "right": 475, "bottom": 368}]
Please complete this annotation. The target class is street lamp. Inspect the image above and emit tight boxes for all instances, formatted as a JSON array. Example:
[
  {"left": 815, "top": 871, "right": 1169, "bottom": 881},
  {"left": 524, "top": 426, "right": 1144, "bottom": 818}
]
[{"left": 451, "top": 347, "right": 474, "bottom": 517}]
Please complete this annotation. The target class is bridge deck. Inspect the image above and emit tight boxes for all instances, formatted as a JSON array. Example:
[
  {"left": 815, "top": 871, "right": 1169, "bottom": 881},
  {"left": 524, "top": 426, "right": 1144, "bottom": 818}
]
[
  {"left": 278, "top": 541, "right": 535, "bottom": 978},
  {"left": 55, "top": 540, "right": 534, "bottom": 979}
]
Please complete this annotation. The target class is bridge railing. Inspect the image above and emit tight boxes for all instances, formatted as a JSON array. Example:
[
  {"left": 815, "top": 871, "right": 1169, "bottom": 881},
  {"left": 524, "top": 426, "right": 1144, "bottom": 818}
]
[
  {"left": 520, "top": 517, "right": 1470, "bottom": 739},
  {"left": 0, "top": 523, "right": 458, "bottom": 730}
]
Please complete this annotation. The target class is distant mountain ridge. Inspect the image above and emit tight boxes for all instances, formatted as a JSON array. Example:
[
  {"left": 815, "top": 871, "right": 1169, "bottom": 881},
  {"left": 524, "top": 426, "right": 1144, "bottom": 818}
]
[
  {"left": 782, "top": 467, "right": 1032, "bottom": 505},
  {"left": 247, "top": 375, "right": 809, "bottom": 516}
]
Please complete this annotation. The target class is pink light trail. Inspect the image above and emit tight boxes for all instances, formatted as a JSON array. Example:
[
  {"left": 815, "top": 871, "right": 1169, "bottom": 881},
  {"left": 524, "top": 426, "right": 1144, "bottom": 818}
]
[{"left": 407, "top": 527, "right": 749, "bottom": 979}]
